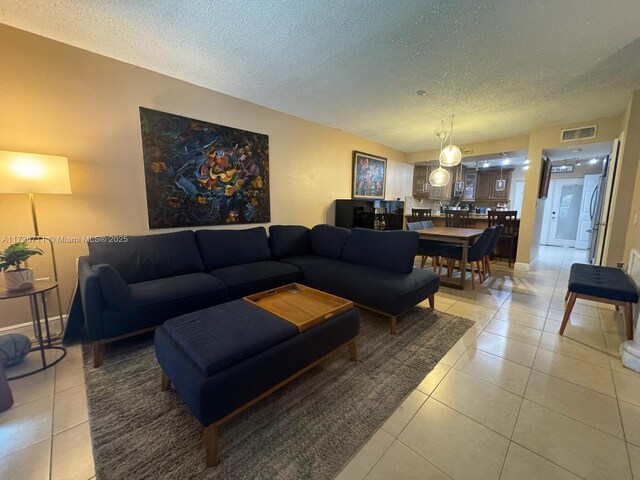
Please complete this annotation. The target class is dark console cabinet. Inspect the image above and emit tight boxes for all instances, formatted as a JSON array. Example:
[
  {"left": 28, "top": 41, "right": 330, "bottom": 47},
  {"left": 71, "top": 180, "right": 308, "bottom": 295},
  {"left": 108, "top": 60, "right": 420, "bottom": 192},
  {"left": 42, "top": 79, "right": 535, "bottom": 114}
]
[{"left": 335, "top": 199, "right": 404, "bottom": 231}]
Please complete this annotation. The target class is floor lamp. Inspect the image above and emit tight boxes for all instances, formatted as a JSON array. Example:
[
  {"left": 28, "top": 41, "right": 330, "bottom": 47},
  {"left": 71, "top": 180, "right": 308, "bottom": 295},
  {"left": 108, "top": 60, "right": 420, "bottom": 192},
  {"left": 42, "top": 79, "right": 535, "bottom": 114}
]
[{"left": 0, "top": 150, "right": 72, "bottom": 336}]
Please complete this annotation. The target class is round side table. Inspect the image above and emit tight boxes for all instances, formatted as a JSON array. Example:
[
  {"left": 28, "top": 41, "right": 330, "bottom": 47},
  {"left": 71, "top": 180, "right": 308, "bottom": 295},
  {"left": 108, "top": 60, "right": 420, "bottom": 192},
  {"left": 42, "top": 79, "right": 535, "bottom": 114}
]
[{"left": 0, "top": 280, "right": 67, "bottom": 380}]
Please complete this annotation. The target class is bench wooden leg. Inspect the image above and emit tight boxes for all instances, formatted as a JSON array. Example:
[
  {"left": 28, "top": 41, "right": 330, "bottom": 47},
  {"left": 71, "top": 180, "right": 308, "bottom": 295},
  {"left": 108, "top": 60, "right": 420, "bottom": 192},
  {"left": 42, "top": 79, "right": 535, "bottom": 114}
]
[
  {"left": 93, "top": 342, "right": 105, "bottom": 368},
  {"left": 204, "top": 424, "right": 220, "bottom": 467},
  {"left": 160, "top": 372, "right": 171, "bottom": 391},
  {"left": 390, "top": 316, "right": 398, "bottom": 335},
  {"left": 625, "top": 303, "right": 634, "bottom": 341},
  {"left": 560, "top": 292, "right": 577, "bottom": 335},
  {"left": 428, "top": 295, "right": 435, "bottom": 309},
  {"left": 565, "top": 290, "right": 570, "bottom": 301},
  {"left": 348, "top": 339, "right": 358, "bottom": 361}
]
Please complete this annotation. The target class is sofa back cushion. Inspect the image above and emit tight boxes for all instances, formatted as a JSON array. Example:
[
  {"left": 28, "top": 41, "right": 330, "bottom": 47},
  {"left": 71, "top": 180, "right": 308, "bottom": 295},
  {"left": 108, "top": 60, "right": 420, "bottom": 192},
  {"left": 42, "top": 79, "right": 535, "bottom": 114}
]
[
  {"left": 269, "top": 225, "right": 311, "bottom": 258},
  {"left": 196, "top": 227, "right": 271, "bottom": 270},
  {"left": 88, "top": 231, "right": 204, "bottom": 284},
  {"left": 310, "top": 224, "right": 351, "bottom": 259},
  {"left": 342, "top": 228, "right": 418, "bottom": 273}
]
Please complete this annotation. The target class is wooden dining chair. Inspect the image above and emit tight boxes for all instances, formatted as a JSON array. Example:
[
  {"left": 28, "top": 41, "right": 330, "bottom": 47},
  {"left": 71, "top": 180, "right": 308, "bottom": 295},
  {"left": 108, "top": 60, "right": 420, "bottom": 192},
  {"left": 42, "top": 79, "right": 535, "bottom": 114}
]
[
  {"left": 488, "top": 211, "right": 518, "bottom": 267},
  {"left": 444, "top": 210, "right": 472, "bottom": 228},
  {"left": 411, "top": 208, "right": 432, "bottom": 222}
]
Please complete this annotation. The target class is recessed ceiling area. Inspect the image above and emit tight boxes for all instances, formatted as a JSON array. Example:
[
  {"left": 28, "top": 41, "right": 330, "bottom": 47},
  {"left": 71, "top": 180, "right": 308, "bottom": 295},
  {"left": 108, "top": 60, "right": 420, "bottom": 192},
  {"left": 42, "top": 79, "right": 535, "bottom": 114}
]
[
  {"left": 544, "top": 141, "right": 614, "bottom": 161},
  {"left": 2, "top": 1, "right": 640, "bottom": 152}
]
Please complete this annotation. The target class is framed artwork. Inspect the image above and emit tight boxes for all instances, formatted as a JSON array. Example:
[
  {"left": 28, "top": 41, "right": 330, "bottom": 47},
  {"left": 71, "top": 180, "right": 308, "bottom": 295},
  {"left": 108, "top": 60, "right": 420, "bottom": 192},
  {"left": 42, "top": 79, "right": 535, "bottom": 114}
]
[
  {"left": 352, "top": 151, "right": 387, "bottom": 199},
  {"left": 538, "top": 157, "right": 552, "bottom": 199},
  {"left": 139, "top": 107, "right": 270, "bottom": 229}
]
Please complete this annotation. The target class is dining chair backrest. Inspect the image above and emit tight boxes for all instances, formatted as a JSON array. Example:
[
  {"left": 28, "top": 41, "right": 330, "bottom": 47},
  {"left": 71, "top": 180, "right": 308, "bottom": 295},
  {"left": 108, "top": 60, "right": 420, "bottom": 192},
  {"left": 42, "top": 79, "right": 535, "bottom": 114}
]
[
  {"left": 485, "top": 224, "right": 504, "bottom": 256},
  {"left": 420, "top": 220, "right": 435, "bottom": 229},
  {"left": 445, "top": 210, "right": 472, "bottom": 228},
  {"left": 470, "top": 227, "right": 496, "bottom": 256},
  {"left": 407, "top": 221, "right": 422, "bottom": 232},
  {"left": 488, "top": 210, "right": 518, "bottom": 236},
  {"left": 412, "top": 208, "right": 432, "bottom": 221}
]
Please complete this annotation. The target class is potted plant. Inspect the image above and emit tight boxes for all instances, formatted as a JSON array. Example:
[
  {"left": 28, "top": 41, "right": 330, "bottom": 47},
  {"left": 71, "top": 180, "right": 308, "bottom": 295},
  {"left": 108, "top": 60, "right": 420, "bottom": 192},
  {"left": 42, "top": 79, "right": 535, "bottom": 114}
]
[{"left": 0, "top": 242, "right": 43, "bottom": 291}]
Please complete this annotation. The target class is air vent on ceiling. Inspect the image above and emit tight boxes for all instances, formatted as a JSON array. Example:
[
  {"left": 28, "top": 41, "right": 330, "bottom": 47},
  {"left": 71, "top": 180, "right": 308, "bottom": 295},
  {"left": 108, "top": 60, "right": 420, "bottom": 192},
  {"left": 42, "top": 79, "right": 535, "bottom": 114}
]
[{"left": 561, "top": 125, "right": 597, "bottom": 142}]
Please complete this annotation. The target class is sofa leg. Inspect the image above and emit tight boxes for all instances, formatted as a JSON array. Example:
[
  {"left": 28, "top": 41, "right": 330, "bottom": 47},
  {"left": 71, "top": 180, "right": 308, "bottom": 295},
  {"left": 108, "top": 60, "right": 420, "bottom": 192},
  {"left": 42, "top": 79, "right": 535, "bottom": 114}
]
[
  {"left": 93, "top": 342, "right": 105, "bottom": 368},
  {"left": 348, "top": 339, "right": 358, "bottom": 361},
  {"left": 160, "top": 371, "right": 171, "bottom": 391},
  {"left": 204, "top": 424, "right": 220, "bottom": 467},
  {"left": 390, "top": 316, "right": 398, "bottom": 335},
  {"left": 560, "top": 292, "right": 577, "bottom": 336},
  {"left": 625, "top": 303, "right": 634, "bottom": 341},
  {"left": 428, "top": 295, "right": 435, "bottom": 309}
]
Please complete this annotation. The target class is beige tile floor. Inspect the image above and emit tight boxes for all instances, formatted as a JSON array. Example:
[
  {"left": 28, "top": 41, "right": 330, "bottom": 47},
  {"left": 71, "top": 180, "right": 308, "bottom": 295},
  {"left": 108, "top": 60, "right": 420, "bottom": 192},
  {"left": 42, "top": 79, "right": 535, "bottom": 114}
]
[
  {"left": 338, "top": 246, "right": 640, "bottom": 480},
  {"left": 1, "top": 246, "right": 638, "bottom": 479}
]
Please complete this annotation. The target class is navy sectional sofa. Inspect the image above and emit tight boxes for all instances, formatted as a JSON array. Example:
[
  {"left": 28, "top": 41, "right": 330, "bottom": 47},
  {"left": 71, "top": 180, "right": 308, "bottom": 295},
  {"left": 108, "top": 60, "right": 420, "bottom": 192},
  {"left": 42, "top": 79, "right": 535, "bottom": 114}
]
[{"left": 78, "top": 224, "right": 440, "bottom": 366}]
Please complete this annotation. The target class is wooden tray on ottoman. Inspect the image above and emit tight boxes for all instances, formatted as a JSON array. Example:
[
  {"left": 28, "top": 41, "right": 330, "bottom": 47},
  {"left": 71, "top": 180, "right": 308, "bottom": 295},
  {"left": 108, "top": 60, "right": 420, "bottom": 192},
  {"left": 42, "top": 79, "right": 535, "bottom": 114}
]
[{"left": 244, "top": 283, "right": 354, "bottom": 332}]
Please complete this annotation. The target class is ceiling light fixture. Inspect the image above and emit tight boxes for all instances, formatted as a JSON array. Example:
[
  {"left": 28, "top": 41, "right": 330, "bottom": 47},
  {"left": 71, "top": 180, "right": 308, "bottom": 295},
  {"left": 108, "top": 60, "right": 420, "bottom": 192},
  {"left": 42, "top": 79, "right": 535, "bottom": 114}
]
[
  {"left": 495, "top": 162, "right": 506, "bottom": 192},
  {"left": 576, "top": 161, "right": 581, "bottom": 166},
  {"left": 524, "top": 158, "right": 530, "bottom": 165},
  {"left": 523, "top": 165, "right": 530, "bottom": 170},
  {"left": 438, "top": 114, "right": 462, "bottom": 167},
  {"left": 590, "top": 158, "right": 598, "bottom": 164},
  {"left": 483, "top": 161, "right": 490, "bottom": 168},
  {"left": 417, "top": 90, "right": 426, "bottom": 96}
]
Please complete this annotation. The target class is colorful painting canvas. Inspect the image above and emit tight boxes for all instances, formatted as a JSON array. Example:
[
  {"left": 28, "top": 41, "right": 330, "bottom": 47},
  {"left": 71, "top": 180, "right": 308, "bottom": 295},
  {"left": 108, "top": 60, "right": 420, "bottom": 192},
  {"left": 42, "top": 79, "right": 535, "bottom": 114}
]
[
  {"left": 139, "top": 107, "right": 270, "bottom": 228},
  {"left": 352, "top": 151, "right": 387, "bottom": 199}
]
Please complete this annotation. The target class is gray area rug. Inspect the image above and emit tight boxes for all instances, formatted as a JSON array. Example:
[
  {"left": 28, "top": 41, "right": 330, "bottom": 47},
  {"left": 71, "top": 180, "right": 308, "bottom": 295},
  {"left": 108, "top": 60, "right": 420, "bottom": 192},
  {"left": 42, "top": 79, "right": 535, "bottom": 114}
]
[{"left": 83, "top": 307, "right": 473, "bottom": 480}]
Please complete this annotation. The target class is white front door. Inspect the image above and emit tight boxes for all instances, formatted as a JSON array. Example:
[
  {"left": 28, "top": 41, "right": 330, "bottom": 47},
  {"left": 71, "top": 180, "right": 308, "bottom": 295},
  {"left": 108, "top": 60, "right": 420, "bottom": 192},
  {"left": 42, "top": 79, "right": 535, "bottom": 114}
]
[
  {"left": 547, "top": 178, "right": 585, "bottom": 247},
  {"left": 576, "top": 175, "right": 600, "bottom": 250}
]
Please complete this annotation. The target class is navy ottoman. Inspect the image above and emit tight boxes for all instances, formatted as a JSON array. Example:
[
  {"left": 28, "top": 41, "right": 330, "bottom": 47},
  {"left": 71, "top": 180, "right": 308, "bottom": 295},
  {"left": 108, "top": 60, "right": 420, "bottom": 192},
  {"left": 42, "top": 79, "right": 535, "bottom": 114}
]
[
  {"left": 154, "top": 299, "right": 359, "bottom": 466},
  {"left": 562, "top": 263, "right": 639, "bottom": 340}
]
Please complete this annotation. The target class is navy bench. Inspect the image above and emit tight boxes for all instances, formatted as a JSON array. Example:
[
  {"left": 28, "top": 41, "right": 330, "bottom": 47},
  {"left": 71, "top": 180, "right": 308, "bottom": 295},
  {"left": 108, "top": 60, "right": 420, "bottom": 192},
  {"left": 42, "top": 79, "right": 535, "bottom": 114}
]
[
  {"left": 154, "top": 299, "right": 359, "bottom": 466},
  {"left": 561, "top": 264, "right": 639, "bottom": 340}
]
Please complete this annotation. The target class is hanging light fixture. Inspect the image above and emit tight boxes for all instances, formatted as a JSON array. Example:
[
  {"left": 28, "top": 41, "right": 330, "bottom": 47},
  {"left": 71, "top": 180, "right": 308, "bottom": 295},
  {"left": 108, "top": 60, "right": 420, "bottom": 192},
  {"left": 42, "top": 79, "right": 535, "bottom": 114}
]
[
  {"left": 439, "top": 114, "right": 462, "bottom": 167},
  {"left": 453, "top": 161, "right": 464, "bottom": 196},
  {"left": 430, "top": 121, "right": 451, "bottom": 187},
  {"left": 495, "top": 159, "right": 506, "bottom": 192}
]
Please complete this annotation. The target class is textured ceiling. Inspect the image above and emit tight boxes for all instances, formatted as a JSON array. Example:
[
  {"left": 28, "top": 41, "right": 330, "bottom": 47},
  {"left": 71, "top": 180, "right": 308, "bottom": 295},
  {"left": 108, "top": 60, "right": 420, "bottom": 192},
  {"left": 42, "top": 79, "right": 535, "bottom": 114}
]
[{"left": 2, "top": 0, "right": 640, "bottom": 152}]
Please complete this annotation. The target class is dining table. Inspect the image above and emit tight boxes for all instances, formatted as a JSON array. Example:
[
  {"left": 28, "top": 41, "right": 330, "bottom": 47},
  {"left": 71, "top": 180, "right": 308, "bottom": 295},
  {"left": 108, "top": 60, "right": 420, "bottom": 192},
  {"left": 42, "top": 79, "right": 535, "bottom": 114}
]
[{"left": 416, "top": 227, "right": 485, "bottom": 290}]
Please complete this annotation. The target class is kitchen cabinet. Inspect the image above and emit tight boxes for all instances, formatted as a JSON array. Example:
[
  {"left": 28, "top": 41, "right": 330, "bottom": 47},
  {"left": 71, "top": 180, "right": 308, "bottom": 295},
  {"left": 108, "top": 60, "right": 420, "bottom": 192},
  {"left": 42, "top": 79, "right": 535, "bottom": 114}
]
[
  {"left": 462, "top": 171, "right": 477, "bottom": 201},
  {"left": 475, "top": 169, "right": 513, "bottom": 200},
  {"left": 412, "top": 166, "right": 430, "bottom": 197}
]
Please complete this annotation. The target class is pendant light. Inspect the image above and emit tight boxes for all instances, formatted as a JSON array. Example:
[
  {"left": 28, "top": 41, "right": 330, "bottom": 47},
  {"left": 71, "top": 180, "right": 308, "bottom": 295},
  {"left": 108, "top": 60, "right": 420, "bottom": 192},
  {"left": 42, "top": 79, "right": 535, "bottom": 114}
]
[
  {"left": 439, "top": 114, "right": 462, "bottom": 167},
  {"left": 453, "top": 162, "right": 464, "bottom": 196},
  {"left": 429, "top": 121, "right": 451, "bottom": 187},
  {"left": 495, "top": 160, "right": 506, "bottom": 192}
]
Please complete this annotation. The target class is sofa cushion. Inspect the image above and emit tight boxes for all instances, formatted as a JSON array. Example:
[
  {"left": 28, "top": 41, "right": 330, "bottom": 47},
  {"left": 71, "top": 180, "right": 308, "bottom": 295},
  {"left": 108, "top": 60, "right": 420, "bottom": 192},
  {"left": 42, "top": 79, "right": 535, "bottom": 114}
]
[
  {"left": 342, "top": 228, "right": 418, "bottom": 273},
  {"left": 98, "top": 273, "right": 229, "bottom": 339},
  {"left": 91, "top": 264, "right": 130, "bottom": 309},
  {"left": 268, "top": 225, "right": 311, "bottom": 258},
  {"left": 279, "top": 254, "right": 344, "bottom": 272},
  {"left": 196, "top": 227, "right": 271, "bottom": 270},
  {"left": 161, "top": 299, "right": 298, "bottom": 376},
  {"left": 209, "top": 261, "right": 302, "bottom": 299},
  {"left": 310, "top": 224, "right": 350, "bottom": 259},
  {"left": 301, "top": 261, "right": 439, "bottom": 315},
  {"left": 88, "top": 231, "right": 204, "bottom": 284}
]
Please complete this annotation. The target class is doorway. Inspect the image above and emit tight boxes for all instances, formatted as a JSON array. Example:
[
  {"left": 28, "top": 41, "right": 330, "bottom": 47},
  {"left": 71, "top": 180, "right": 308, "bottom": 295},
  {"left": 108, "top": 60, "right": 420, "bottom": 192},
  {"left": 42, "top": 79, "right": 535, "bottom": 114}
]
[{"left": 541, "top": 178, "right": 585, "bottom": 247}]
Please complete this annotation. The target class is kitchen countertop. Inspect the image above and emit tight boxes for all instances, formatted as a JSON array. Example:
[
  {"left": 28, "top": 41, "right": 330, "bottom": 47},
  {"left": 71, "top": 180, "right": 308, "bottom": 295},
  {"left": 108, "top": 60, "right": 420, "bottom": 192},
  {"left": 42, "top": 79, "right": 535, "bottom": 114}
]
[{"left": 405, "top": 212, "right": 520, "bottom": 219}]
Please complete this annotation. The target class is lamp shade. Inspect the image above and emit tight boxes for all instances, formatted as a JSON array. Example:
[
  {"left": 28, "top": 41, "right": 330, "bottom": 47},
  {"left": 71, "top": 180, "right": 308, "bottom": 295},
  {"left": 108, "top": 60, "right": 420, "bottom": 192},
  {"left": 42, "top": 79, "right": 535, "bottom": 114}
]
[
  {"left": 429, "top": 166, "right": 450, "bottom": 187},
  {"left": 439, "top": 144, "right": 462, "bottom": 167},
  {"left": 0, "top": 151, "right": 71, "bottom": 194}
]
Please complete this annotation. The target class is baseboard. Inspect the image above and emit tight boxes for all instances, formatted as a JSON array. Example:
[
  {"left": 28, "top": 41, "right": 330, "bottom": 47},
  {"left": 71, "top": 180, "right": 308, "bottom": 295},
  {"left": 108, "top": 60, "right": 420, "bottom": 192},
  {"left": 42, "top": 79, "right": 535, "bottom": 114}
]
[
  {"left": 0, "top": 315, "right": 66, "bottom": 341},
  {"left": 514, "top": 262, "right": 530, "bottom": 272}
]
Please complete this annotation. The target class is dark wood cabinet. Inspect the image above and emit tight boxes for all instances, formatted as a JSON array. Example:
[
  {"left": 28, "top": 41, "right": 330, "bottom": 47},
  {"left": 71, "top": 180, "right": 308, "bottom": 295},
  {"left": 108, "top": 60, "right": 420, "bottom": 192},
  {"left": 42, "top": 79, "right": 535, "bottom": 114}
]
[
  {"left": 474, "top": 169, "right": 513, "bottom": 200},
  {"left": 412, "top": 166, "right": 430, "bottom": 197}
]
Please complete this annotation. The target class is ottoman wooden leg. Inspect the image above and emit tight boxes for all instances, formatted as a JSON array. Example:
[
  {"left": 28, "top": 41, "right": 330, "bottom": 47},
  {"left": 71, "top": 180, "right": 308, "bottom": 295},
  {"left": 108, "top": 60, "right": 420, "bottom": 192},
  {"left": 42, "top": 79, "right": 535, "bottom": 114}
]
[
  {"left": 428, "top": 295, "right": 435, "bottom": 309},
  {"left": 565, "top": 290, "right": 570, "bottom": 301},
  {"left": 625, "top": 303, "right": 634, "bottom": 341},
  {"left": 560, "top": 292, "right": 577, "bottom": 336},
  {"left": 390, "top": 316, "right": 397, "bottom": 335},
  {"left": 205, "top": 424, "right": 220, "bottom": 467},
  {"left": 93, "top": 342, "right": 105, "bottom": 368},
  {"left": 348, "top": 339, "right": 358, "bottom": 361},
  {"left": 160, "top": 372, "right": 171, "bottom": 391}
]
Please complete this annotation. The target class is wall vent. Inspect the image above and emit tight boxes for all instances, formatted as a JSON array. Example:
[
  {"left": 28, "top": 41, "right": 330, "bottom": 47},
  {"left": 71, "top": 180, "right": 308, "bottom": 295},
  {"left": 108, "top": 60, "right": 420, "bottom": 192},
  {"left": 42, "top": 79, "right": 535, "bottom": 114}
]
[{"left": 561, "top": 125, "right": 597, "bottom": 142}]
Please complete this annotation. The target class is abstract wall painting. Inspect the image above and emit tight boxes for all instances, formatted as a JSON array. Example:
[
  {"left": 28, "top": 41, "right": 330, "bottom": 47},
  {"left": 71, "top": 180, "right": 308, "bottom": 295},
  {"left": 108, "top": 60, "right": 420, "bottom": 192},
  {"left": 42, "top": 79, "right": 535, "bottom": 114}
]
[
  {"left": 139, "top": 107, "right": 270, "bottom": 228},
  {"left": 352, "top": 151, "right": 387, "bottom": 199}
]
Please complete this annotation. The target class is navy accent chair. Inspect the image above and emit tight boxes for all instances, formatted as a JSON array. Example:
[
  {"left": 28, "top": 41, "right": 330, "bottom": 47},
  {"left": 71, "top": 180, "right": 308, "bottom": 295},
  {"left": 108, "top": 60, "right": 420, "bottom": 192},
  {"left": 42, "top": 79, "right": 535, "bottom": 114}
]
[{"left": 438, "top": 227, "right": 496, "bottom": 289}]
